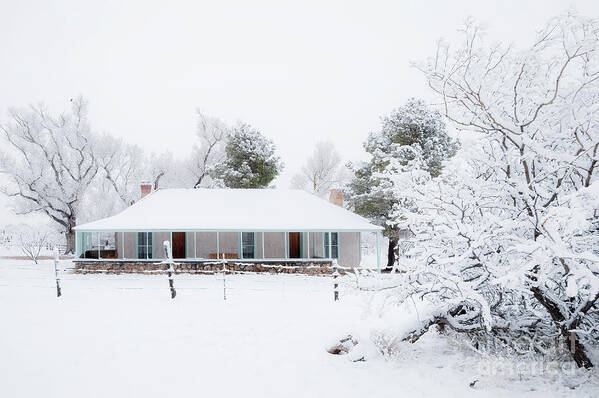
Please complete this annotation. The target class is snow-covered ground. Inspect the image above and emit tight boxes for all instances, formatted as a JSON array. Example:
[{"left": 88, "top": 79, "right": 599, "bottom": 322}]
[{"left": 1, "top": 259, "right": 596, "bottom": 398}]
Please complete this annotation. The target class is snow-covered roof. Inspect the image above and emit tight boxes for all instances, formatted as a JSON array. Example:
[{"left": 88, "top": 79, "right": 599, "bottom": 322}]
[{"left": 75, "top": 188, "right": 383, "bottom": 232}]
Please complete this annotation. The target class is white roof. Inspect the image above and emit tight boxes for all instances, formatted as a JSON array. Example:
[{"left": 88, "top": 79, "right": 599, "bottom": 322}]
[{"left": 75, "top": 188, "right": 383, "bottom": 232}]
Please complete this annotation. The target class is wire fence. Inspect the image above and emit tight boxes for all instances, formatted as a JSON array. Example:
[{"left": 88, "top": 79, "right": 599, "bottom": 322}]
[{"left": 0, "top": 257, "right": 394, "bottom": 301}]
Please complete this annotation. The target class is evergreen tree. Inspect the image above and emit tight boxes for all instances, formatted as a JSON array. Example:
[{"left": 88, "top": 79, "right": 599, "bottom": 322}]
[
  {"left": 216, "top": 123, "right": 283, "bottom": 188},
  {"left": 345, "top": 98, "right": 457, "bottom": 268}
]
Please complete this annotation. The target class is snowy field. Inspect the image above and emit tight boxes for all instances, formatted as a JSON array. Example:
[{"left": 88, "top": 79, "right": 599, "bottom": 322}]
[{"left": 1, "top": 259, "right": 597, "bottom": 398}]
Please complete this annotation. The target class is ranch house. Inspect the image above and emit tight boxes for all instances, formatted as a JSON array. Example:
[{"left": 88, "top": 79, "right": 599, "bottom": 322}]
[{"left": 73, "top": 186, "right": 384, "bottom": 270}]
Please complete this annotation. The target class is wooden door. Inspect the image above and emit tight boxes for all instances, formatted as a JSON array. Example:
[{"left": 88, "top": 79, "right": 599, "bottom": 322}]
[
  {"left": 288, "top": 232, "right": 301, "bottom": 258},
  {"left": 172, "top": 232, "right": 186, "bottom": 259}
]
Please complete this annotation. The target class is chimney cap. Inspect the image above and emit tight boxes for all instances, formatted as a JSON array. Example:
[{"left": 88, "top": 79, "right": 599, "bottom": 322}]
[
  {"left": 329, "top": 188, "right": 343, "bottom": 207},
  {"left": 140, "top": 182, "right": 153, "bottom": 199}
]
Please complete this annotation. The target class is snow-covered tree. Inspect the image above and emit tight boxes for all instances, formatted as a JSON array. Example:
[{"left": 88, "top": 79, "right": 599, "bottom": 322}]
[
  {"left": 187, "top": 111, "right": 229, "bottom": 188},
  {"left": 215, "top": 123, "right": 283, "bottom": 188},
  {"left": 290, "top": 141, "right": 347, "bottom": 197},
  {"left": 345, "top": 99, "right": 457, "bottom": 268},
  {"left": 0, "top": 99, "right": 228, "bottom": 250},
  {"left": 382, "top": 13, "right": 599, "bottom": 368},
  {"left": 143, "top": 151, "right": 190, "bottom": 190},
  {"left": 0, "top": 98, "right": 99, "bottom": 253},
  {"left": 91, "top": 136, "right": 190, "bottom": 221},
  {"left": 96, "top": 134, "right": 146, "bottom": 206}
]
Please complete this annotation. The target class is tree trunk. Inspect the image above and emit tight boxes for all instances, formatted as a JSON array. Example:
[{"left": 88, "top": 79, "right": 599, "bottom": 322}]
[
  {"left": 386, "top": 237, "right": 398, "bottom": 269},
  {"left": 65, "top": 216, "right": 77, "bottom": 255},
  {"left": 531, "top": 286, "right": 594, "bottom": 368},
  {"left": 65, "top": 230, "right": 75, "bottom": 255},
  {"left": 565, "top": 330, "right": 593, "bottom": 369}
]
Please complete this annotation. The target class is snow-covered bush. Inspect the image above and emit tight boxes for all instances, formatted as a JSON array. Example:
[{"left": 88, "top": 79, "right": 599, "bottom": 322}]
[{"left": 374, "top": 12, "right": 599, "bottom": 368}]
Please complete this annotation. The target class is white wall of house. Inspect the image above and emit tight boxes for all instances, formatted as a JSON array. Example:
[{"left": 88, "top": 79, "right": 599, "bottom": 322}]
[
  {"left": 124, "top": 232, "right": 136, "bottom": 259},
  {"left": 153, "top": 232, "right": 170, "bottom": 258},
  {"left": 306, "top": 232, "right": 325, "bottom": 258},
  {"left": 263, "top": 232, "right": 285, "bottom": 258},
  {"left": 339, "top": 232, "right": 360, "bottom": 268},
  {"left": 219, "top": 232, "right": 238, "bottom": 255},
  {"left": 116, "top": 232, "right": 123, "bottom": 258},
  {"left": 195, "top": 232, "right": 216, "bottom": 258}
]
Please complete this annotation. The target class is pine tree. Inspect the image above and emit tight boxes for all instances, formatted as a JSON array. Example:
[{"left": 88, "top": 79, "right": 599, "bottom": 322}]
[
  {"left": 345, "top": 98, "right": 457, "bottom": 268},
  {"left": 216, "top": 123, "right": 283, "bottom": 188}
]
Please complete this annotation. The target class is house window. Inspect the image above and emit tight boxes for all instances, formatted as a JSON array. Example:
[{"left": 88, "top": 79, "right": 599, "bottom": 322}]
[
  {"left": 324, "top": 232, "right": 339, "bottom": 259},
  {"left": 241, "top": 232, "right": 255, "bottom": 259},
  {"left": 80, "top": 232, "right": 93, "bottom": 258},
  {"left": 137, "top": 232, "right": 153, "bottom": 259}
]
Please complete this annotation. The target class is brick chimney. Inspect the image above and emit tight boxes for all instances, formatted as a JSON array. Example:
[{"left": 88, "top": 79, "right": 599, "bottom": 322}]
[
  {"left": 329, "top": 189, "right": 343, "bottom": 207},
  {"left": 140, "top": 182, "right": 153, "bottom": 199}
]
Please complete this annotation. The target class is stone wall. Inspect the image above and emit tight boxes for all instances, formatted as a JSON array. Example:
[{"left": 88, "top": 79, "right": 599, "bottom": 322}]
[{"left": 74, "top": 260, "right": 350, "bottom": 275}]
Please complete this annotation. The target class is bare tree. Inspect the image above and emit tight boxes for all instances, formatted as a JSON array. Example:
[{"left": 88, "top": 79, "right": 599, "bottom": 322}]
[
  {"left": 188, "top": 111, "right": 229, "bottom": 188},
  {"left": 97, "top": 138, "right": 187, "bottom": 205},
  {"left": 17, "top": 226, "right": 49, "bottom": 264},
  {"left": 291, "top": 141, "right": 344, "bottom": 197},
  {"left": 0, "top": 98, "right": 99, "bottom": 253}
]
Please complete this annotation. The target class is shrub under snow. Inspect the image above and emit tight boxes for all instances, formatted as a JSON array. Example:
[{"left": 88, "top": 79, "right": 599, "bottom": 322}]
[{"left": 357, "top": 12, "right": 599, "bottom": 369}]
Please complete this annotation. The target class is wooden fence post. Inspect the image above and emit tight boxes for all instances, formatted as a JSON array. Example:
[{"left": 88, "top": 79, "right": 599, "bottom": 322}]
[
  {"left": 333, "top": 259, "right": 339, "bottom": 301},
  {"left": 222, "top": 253, "right": 227, "bottom": 301},
  {"left": 53, "top": 246, "right": 61, "bottom": 297},
  {"left": 163, "top": 241, "right": 176, "bottom": 299}
]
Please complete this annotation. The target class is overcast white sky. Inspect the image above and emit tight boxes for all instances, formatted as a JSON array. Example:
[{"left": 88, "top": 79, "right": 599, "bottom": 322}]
[{"left": 1, "top": 0, "right": 599, "bottom": 223}]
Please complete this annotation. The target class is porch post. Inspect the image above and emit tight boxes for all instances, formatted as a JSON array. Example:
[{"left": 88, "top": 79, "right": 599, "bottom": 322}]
[
  {"left": 75, "top": 231, "right": 79, "bottom": 258},
  {"left": 307, "top": 232, "right": 310, "bottom": 259},
  {"left": 328, "top": 231, "right": 332, "bottom": 260},
  {"left": 97, "top": 232, "right": 100, "bottom": 260},
  {"left": 169, "top": 231, "right": 173, "bottom": 260},
  {"left": 376, "top": 231, "right": 381, "bottom": 272},
  {"left": 122, "top": 232, "right": 125, "bottom": 259},
  {"left": 358, "top": 231, "right": 362, "bottom": 265},
  {"left": 194, "top": 231, "right": 197, "bottom": 259},
  {"left": 262, "top": 232, "right": 265, "bottom": 259},
  {"left": 284, "top": 232, "right": 288, "bottom": 259},
  {"left": 216, "top": 231, "right": 220, "bottom": 259}
]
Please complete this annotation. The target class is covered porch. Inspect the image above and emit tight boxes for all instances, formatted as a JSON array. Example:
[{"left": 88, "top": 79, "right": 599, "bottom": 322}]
[{"left": 75, "top": 229, "right": 383, "bottom": 269}]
